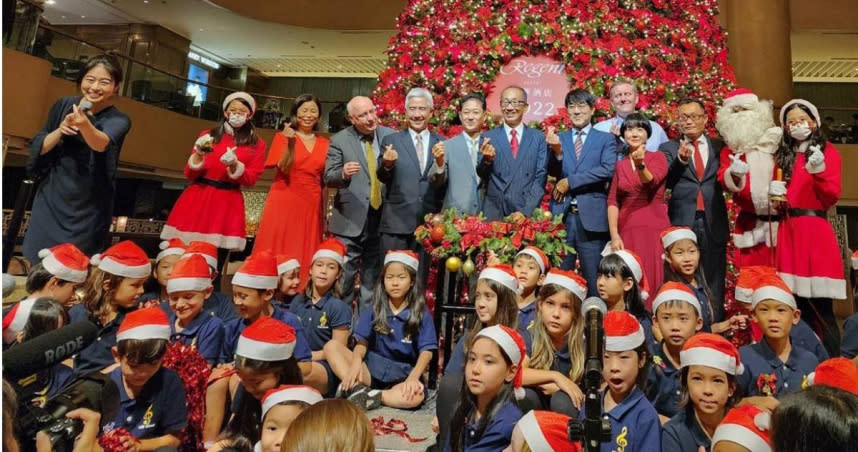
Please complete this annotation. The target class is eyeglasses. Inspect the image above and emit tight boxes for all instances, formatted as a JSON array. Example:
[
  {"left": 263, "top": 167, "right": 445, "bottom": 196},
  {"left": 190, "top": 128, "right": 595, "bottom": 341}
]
[
  {"left": 677, "top": 114, "right": 706, "bottom": 121},
  {"left": 82, "top": 77, "right": 114, "bottom": 88},
  {"left": 500, "top": 100, "right": 527, "bottom": 108}
]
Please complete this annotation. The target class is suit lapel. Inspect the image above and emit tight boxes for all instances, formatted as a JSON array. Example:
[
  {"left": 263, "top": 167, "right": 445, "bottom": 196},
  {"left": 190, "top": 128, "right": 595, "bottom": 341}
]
[
  {"left": 399, "top": 131, "right": 421, "bottom": 174},
  {"left": 422, "top": 134, "right": 441, "bottom": 178},
  {"left": 350, "top": 128, "right": 370, "bottom": 176},
  {"left": 702, "top": 137, "right": 720, "bottom": 181}
]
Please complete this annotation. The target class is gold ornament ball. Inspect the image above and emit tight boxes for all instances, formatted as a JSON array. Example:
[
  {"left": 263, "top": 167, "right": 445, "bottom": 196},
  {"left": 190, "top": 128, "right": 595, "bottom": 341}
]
[
  {"left": 446, "top": 256, "right": 463, "bottom": 272},
  {"left": 462, "top": 258, "right": 476, "bottom": 276},
  {"left": 542, "top": 210, "right": 553, "bottom": 221}
]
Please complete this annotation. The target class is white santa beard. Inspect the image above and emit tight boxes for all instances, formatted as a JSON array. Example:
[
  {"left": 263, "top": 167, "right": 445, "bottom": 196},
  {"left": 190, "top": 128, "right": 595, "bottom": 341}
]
[
  {"left": 746, "top": 151, "right": 776, "bottom": 214},
  {"left": 716, "top": 108, "right": 775, "bottom": 152}
]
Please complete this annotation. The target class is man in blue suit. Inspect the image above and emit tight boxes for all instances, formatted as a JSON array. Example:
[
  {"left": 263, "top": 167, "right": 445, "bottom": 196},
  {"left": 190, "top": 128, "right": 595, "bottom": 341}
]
[
  {"left": 548, "top": 88, "right": 618, "bottom": 295},
  {"left": 442, "top": 93, "right": 495, "bottom": 215},
  {"left": 482, "top": 86, "right": 548, "bottom": 221},
  {"left": 377, "top": 88, "right": 446, "bottom": 254}
]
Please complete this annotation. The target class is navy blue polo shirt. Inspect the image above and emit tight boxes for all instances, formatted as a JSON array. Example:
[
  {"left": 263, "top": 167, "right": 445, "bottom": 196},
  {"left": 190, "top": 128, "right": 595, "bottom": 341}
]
[
  {"left": 518, "top": 301, "right": 537, "bottom": 333},
  {"left": 353, "top": 305, "right": 437, "bottom": 366},
  {"left": 681, "top": 281, "right": 714, "bottom": 332},
  {"left": 444, "top": 400, "right": 522, "bottom": 452},
  {"left": 737, "top": 339, "right": 819, "bottom": 397},
  {"left": 289, "top": 294, "right": 351, "bottom": 351},
  {"left": 104, "top": 367, "right": 187, "bottom": 439},
  {"left": 70, "top": 304, "right": 127, "bottom": 374},
  {"left": 638, "top": 315, "right": 658, "bottom": 356},
  {"left": 791, "top": 318, "right": 829, "bottom": 362},
  {"left": 158, "top": 291, "right": 237, "bottom": 322},
  {"left": 220, "top": 307, "right": 313, "bottom": 363},
  {"left": 169, "top": 310, "right": 225, "bottom": 365},
  {"left": 662, "top": 406, "right": 711, "bottom": 451},
  {"left": 581, "top": 389, "right": 661, "bottom": 452},
  {"left": 27, "top": 364, "right": 75, "bottom": 407},
  {"left": 842, "top": 313, "right": 858, "bottom": 359},
  {"left": 551, "top": 344, "right": 573, "bottom": 378},
  {"left": 646, "top": 343, "right": 682, "bottom": 418}
]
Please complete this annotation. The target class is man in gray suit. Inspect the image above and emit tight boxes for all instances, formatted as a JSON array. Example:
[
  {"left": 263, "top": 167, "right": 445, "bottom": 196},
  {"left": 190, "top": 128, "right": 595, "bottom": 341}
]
[
  {"left": 324, "top": 96, "right": 395, "bottom": 314},
  {"left": 442, "top": 93, "right": 495, "bottom": 215}
]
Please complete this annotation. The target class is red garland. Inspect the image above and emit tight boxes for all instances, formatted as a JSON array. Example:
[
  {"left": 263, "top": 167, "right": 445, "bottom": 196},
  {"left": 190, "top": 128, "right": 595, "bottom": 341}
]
[
  {"left": 162, "top": 342, "right": 211, "bottom": 452},
  {"left": 98, "top": 428, "right": 137, "bottom": 452},
  {"left": 425, "top": 258, "right": 439, "bottom": 314},
  {"left": 371, "top": 416, "right": 428, "bottom": 443},
  {"left": 723, "top": 196, "right": 752, "bottom": 348}
]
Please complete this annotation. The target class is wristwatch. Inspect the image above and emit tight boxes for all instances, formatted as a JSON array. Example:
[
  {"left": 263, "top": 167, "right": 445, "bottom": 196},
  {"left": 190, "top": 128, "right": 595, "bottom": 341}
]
[{"left": 636, "top": 162, "right": 646, "bottom": 171}]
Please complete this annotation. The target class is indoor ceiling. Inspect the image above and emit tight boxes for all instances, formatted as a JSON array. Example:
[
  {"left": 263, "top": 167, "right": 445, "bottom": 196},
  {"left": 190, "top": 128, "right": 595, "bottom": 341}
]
[{"left": 208, "top": 0, "right": 406, "bottom": 30}]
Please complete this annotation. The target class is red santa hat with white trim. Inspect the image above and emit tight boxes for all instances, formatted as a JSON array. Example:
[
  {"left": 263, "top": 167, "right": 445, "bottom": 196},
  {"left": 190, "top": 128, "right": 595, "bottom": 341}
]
[
  {"left": 542, "top": 268, "right": 587, "bottom": 302},
  {"left": 116, "top": 306, "right": 171, "bottom": 342},
  {"left": 312, "top": 238, "right": 346, "bottom": 266},
  {"left": 38, "top": 243, "right": 90, "bottom": 283},
  {"left": 806, "top": 357, "right": 858, "bottom": 395},
  {"left": 261, "top": 385, "right": 323, "bottom": 419},
  {"left": 680, "top": 332, "right": 744, "bottom": 375},
  {"left": 478, "top": 264, "right": 521, "bottom": 295},
  {"left": 517, "top": 410, "right": 582, "bottom": 452},
  {"left": 235, "top": 317, "right": 296, "bottom": 362},
  {"left": 276, "top": 254, "right": 301, "bottom": 276},
  {"left": 651, "top": 281, "right": 701, "bottom": 316},
  {"left": 852, "top": 250, "right": 858, "bottom": 270},
  {"left": 156, "top": 238, "right": 187, "bottom": 263},
  {"left": 384, "top": 249, "right": 419, "bottom": 271},
  {"left": 712, "top": 405, "right": 772, "bottom": 452},
  {"left": 660, "top": 226, "right": 697, "bottom": 250},
  {"left": 751, "top": 274, "right": 796, "bottom": 310},
  {"left": 166, "top": 254, "right": 212, "bottom": 293},
  {"left": 90, "top": 240, "right": 151, "bottom": 279},
  {"left": 612, "top": 249, "right": 650, "bottom": 301},
  {"left": 232, "top": 250, "right": 279, "bottom": 290},
  {"left": 604, "top": 311, "right": 645, "bottom": 352},
  {"left": 183, "top": 241, "right": 219, "bottom": 270},
  {"left": 475, "top": 325, "right": 526, "bottom": 399},
  {"left": 516, "top": 246, "right": 550, "bottom": 274},
  {"left": 722, "top": 88, "right": 759, "bottom": 110},
  {"left": 3, "top": 298, "right": 36, "bottom": 344},
  {"left": 735, "top": 266, "right": 777, "bottom": 304}
]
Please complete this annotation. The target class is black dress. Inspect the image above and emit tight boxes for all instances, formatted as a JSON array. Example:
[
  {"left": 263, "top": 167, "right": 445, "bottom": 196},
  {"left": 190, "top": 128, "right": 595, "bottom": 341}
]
[{"left": 22, "top": 96, "right": 131, "bottom": 261}]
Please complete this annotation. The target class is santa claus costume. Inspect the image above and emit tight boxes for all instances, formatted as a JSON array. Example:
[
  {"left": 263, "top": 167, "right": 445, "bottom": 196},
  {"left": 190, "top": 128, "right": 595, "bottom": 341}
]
[{"left": 161, "top": 92, "right": 266, "bottom": 253}]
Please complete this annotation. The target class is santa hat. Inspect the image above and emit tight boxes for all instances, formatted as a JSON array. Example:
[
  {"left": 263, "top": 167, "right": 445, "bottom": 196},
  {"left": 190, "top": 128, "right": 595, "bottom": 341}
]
[
  {"left": 680, "top": 332, "right": 744, "bottom": 375},
  {"left": 517, "top": 410, "right": 581, "bottom": 452},
  {"left": 384, "top": 250, "right": 419, "bottom": 272},
  {"left": 712, "top": 405, "right": 772, "bottom": 452},
  {"left": 38, "top": 243, "right": 89, "bottom": 283},
  {"left": 851, "top": 250, "right": 858, "bottom": 270},
  {"left": 232, "top": 251, "right": 279, "bottom": 290},
  {"left": 183, "top": 241, "right": 219, "bottom": 270},
  {"left": 604, "top": 311, "right": 645, "bottom": 351},
  {"left": 751, "top": 274, "right": 796, "bottom": 310},
  {"left": 116, "top": 307, "right": 171, "bottom": 341},
  {"left": 516, "top": 246, "right": 550, "bottom": 274},
  {"left": 542, "top": 269, "right": 587, "bottom": 302},
  {"left": 722, "top": 88, "right": 759, "bottom": 110},
  {"left": 91, "top": 240, "right": 151, "bottom": 279},
  {"left": 223, "top": 91, "right": 257, "bottom": 114},
  {"left": 779, "top": 99, "right": 820, "bottom": 127},
  {"left": 476, "top": 325, "right": 526, "bottom": 399},
  {"left": 311, "top": 238, "right": 346, "bottom": 266},
  {"left": 166, "top": 254, "right": 212, "bottom": 293},
  {"left": 478, "top": 264, "right": 521, "bottom": 295},
  {"left": 806, "top": 357, "right": 858, "bottom": 395},
  {"left": 660, "top": 226, "right": 696, "bottom": 250},
  {"left": 612, "top": 250, "right": 650, "bottom": 301},
  {"left": 735, "top": 266, "right": 777, "bottom": 304},
  {"left": 156, "top": 238, "right": 187, "bottom": 262},
  {"left": 651, "top": 282, "right": 701, "bottom": 315},
  {"left": 2, "top": 298, "right": 36, "bottom": 344},
  {"left": 261, "top": 385, "right": 323, "bottom": 419},
  {"left": 276, "top": 255, "right": 300, "bottom": 276},
  {"left": 235, "top": 317, "right": 296, "bottom": 362}
]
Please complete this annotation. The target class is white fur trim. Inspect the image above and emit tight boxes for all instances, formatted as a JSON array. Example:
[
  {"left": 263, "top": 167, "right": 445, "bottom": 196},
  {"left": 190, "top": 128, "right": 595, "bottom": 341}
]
[
  {"left": 613, "top": 250, "right": 642, "bottom": 283},
  {"left": 513, "top": 387, "right": 526, "bottom": 400},
  {"left": 117, "top": 324, "right": 171, "bottom": 341},
  {"left": 3, "top": 298, "right": 35, "bottom": 343},
  {"left": 518, "top": 411, "right": 552, "bottom": 452},
  {"left": 160, "top": 225, "right": 246, "bottom": 252},
  {"left": 166, "top": 277, "right": 212, "bottom": 293},
  {"left": 98, "top": 257, "right": 151, "bottom": 279},
  {"left": 478, "top": 268, "right": 521, "bottom": 295},
  {"left": 852, "top": 256, "right": 858, "bottom": 270},
  {"left": 277, "top": 259, "right": 300, "bottom": 275},
  {"left": 384, "top": 252, "right": 419, "bottom": 271},
  {"left": 752, "top": 285, "right": 796, "bottom": 309},
  {"left": 187, "top": 154, "right": 205, "bottom": 170},
  {"left": 779, "top": 99, "right": 820, "bottom": 126},
  {"left": 312, "top": 249, "right": 344, "bottom": 266},
  {"left": 723, "top": 166, "right": 747, "bottom": 193},
  {"left": 661, "top": 229, "right": 697, "bottom": 249},
  {"left": 680, "top": 346, "right": 744, "bottom": 375},
  {"left": 543, "top": 273, "right": 587, "bottom": 302},
  {"left": 41, "top": 253, "right": 88, "bottom": 283},
  {"left": 476, "top": 326, "right": 522, "bottom": 365},
  {"left": 516, "top": 248, "right": 548, "bottom": 273},
  {"left": 253, "top": 442, "right": 262, "bottom": 452},
  {"left": 262, "top": 387, "right": 323, "bottom": 419},
  {"left": 182, "top": 252, "right": 218, "bottom": 270},
  {"left": 223, "top": 92, "right": 256, "bottom": 114},
  {"left": 605, "top": 325, "right": 645, "bottom": 352},
  {"left": 236, "top": 335, "right": 295, "bottom": 361},
  {"left": 232, "top": 272, "right": 278, "bottom": 290},
  {"left": 806, "top": 371, "right": 816, "bottom": 386},
  {"left": 777, "top": 272, "right": 846, "bottom": 300},
  {"left": 723, "top": 93, "right": 759, "bottom": 110},
  {"left": 652, "top": 289, "right": 701, "bottom": 315},
  {"left": 712, "top": 424, "right": 771, "bottom": 452},
  {"left": 156, "top": 247, "right": 186, "bottom": 263},
  {"left": 735, "top": 286, "right": 754, "bottom": 304},
  {"left": 732, "top": 220, "right": 778, "bottom": 249},
  {"left": 226, "top": 160, "right": 246, "bottom": 180}
]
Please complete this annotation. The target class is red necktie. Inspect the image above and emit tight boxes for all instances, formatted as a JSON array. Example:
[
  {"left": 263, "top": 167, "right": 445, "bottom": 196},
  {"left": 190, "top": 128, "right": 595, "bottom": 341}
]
[
  {"left": 510, "top": 129, "right": 519, "bottom": 158},
  {"left": 693, "top": 140, "right": 705, "bottom": 211}
]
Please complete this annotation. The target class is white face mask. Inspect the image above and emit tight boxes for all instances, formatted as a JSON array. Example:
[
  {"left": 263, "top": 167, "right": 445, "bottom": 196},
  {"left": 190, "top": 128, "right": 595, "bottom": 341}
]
[
  {"left": 789, "top": 122, "right": 812, "bottom": 141},
  {"left": 228, "top": 113, "right": 247, "bottom": 128}
]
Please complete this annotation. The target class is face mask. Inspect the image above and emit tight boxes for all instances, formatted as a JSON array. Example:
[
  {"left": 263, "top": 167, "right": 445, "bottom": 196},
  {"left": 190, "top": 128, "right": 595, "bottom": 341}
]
[
  {"left": 789, "top": 122, "right": 811, "bottom": 141},
  {"left": 228, "top": 114, "right": 247, "bottom": 128}
]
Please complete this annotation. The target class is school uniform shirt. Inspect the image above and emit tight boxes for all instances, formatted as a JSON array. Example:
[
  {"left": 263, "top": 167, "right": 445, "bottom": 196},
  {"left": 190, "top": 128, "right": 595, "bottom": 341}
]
[
  {"left": 737, "top": 339, "right": 819, "bottom": 397},
  {"left": 444, "top": 400, "right": 522, "bottom": 452},
  {"left": 447, "top": 329, "right": 533, "bottom": 376},
  {"left": 69, "top": 304, "right": 128, "bottom": 374},
  {"left": 158, "top": 291, "right": 237, "bottom": 322},
  {"left": 169, "top": 310, "right": 226, "bottom": 365},
  {"left": 518, "top": 301, "right": 537, "bottom": 333},
  {"left": 289, "top": 293, "right": 352, "bottom": 351},
  {"left": 353, "top": 304, "right": 437, "bottom": 384},
  {"left": 104, "top": 367, "right": 187, "bottom": 439},
  {"left": 841, "top": 313, "right": 858, "bottom": 359},
  {"left": 681, "top": 281, "right": 714, "bottom": 332},
  {"left": 646, "top": 343, "right": 682, "bottom": 418},
  {"left": 790, "top": 318, "right": 829, "bottom": 362},
  {"left": 581, "top": 389, "right": 661, "bottom": 452},
  {"left": 638, "top": 315, "right": 657, "bottom": 356},
  {"left": 221, "top": 306, "right": 313, "bottom": 363},
  {"left": 26, "top": 363, "right": 75, "bottom": 407},
  {"left": 661, "top": 406, "right": 711, "bottom": 452}
]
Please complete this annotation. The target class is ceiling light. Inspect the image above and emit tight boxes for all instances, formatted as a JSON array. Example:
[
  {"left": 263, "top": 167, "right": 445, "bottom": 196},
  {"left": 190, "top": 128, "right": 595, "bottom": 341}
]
[
  {"left": 80, "top": 15, "right": 86, "bottom": 18},
  {"left": 45, "top": 0, "right": 55, "bottom": 4},
  {"left": 144, "top": 0, "right": 149, "bottom": 3}
]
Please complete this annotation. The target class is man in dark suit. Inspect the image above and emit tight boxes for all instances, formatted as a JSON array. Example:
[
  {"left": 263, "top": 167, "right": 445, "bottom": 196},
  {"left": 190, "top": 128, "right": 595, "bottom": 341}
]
[
  {"left": 324, "top": 96, "right": 395, "bottom": 313},
  {"left": 442, "top": 93, "right": 495, "bottom": 215},
  {"left": 377, "top": 88, "right": 446, "bottom": 254},
  {"left": 660, "top": 98, "right": 728, "bottom": 312},
  {"left": 548, "top": 89, "right": 618, "bottom": 295},
  {"left": 482, "top": 86, "right": 548, "bottom": 221}
]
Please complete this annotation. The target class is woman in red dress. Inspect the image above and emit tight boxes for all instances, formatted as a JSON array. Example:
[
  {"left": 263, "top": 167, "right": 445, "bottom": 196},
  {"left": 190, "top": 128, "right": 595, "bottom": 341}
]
[
  {"left": 254, "top": 94, "right": 329, "bottom": 289},
  {"left": 161, "top": 91, "right": 266, "bottom": 254},
  {"left": 607, "top": 113, "right": 670, "bottom": 301},
  {"left": 775, "top": 99, "right": 844, "bottom": 356}
]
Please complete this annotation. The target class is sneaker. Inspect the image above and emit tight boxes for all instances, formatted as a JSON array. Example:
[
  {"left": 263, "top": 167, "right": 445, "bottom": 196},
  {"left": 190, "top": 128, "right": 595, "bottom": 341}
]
[
  {"left": 364, "top": 389, "right": 382, "bottom": 411},
  {"left": 346, "top": 384, "right": 370, "bottom": 407}
]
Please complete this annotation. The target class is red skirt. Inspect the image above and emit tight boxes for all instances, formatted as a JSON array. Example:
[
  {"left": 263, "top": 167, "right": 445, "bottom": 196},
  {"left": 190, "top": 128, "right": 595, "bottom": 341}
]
[
  {"left": 776, "top": 215, "right": 845, "bottom": 299},
  {"left": 162, "top": 183, "right": 247, "bottom": 251}
]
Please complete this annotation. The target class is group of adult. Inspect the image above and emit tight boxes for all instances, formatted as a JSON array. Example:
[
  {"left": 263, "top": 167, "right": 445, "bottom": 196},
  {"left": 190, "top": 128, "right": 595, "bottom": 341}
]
[{"left": 22, "top": 53, "right": 845, "bottom": 356}]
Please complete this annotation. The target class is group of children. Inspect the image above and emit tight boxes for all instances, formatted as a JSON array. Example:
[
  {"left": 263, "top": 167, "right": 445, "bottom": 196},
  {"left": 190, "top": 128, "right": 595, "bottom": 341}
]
[{"left": 3, "top": 225, "right": 858, "bottom": 451}]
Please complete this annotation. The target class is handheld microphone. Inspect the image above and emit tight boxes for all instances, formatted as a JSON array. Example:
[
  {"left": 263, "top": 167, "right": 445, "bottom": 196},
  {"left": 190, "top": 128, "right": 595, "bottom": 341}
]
[
  {"left": 2, "top": 321, "right": 98, "bottom": 378},
  {"left": 581, "top": 297, "right": 607, "bottom": 391},
  {"left": 78, "top": 99, "right": 93, "bottom": 113}
]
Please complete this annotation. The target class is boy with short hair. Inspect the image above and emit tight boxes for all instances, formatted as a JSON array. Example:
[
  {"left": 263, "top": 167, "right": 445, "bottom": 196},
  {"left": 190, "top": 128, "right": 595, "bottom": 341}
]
[
  {"left": 142, "top": 238, "right": 186, "bottom": 304},
  {"left": 513, "top": 246, "right": 550, "bottom": 331},
  {"left": 25, "top": 243, "right": 88, "bottom": 306},
  {"left": 155, "top": 240, "right": 236, "bottom": 322}
]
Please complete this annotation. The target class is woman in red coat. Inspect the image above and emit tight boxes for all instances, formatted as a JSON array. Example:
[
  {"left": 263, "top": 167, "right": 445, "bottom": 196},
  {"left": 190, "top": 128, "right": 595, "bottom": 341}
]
[
  {"left": 161, "top": 91, "right": 266, "bottom": 255},
  {"left": 775, "top": 99, "right": 844, "bottom": 357}
]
